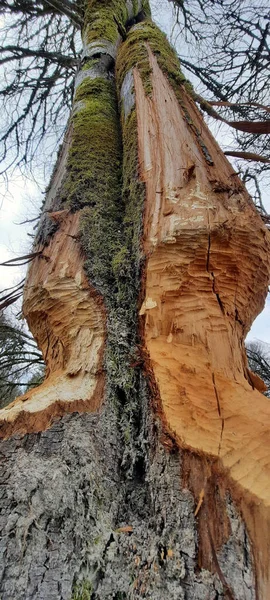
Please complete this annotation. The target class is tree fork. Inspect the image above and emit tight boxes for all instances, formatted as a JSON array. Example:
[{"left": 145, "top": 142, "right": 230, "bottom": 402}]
[{"left": 0, "top": 2, "right": 269, "bottom": 599}]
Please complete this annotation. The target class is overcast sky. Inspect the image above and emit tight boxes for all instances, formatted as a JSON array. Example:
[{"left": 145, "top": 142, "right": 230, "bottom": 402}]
[{"left": 0, "top": 0, "right": 269, "bottom": 344}]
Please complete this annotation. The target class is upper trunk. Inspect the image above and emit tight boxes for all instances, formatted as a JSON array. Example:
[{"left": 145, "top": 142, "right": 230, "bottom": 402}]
[{"left": 0, "top": 2, "right": 269, "bottom": 599}]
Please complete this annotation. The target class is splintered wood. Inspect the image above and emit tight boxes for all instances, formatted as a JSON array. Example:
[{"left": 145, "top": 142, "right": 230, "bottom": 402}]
[
  {"left": 135, "top": 51, "right": 270, "bottom": 597},
  {"left": 0, "top": 212, "right": 105, "bottom": 437}
]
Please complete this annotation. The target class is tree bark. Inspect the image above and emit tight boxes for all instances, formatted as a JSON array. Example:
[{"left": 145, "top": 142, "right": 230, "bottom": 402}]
[{"left": 0, "top": 2, "right": 269, "bottom": 599}]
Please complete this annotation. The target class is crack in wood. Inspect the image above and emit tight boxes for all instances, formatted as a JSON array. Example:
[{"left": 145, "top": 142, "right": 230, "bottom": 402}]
[
  {"left": 206, "top": 234, "right": 225, "bottom": 314},
  {"left": 212, "top": 372, "right": 224, "bottom": 457}
]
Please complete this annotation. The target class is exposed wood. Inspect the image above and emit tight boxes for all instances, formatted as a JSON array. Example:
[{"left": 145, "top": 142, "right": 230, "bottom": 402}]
[
  {"left": 0, "top": 211, "right": 106, "bottom": 437},
  {"left": 135, "top": 50, "right": 270, "bottom": 597}
]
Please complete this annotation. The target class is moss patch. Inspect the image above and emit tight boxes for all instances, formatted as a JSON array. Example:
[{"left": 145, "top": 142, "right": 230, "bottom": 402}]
[
  {"left": 117, "top": 20, "right": 213, "bottom": 163},
  {"left": 107, "top": 52, "right": 146, "bottom": 467},
  {"left": 116, "top": 21, "right": 186, "bottom": 95},
  {"left": 63, "top": 36, "right": 146, "bottom": 482},
  {"left": 63, "top": 79, "right": 121, "bottom": 210},
  {"left": 141, "top": 0, "right": 151, "bottom": 16},
  {"left": 66, "top": 77, "right": 123, "bottom": 293},
  {"left": 71, "top": 579, "right": 92, "bottom": 600},
  {"left": 132, "top": 0, "right": 139, "bottom": 14},
  {"left": 112, "top": 109, "right": 145, "bottom": 308},
  {"left": 83, "top": 0, "right": 129, "bottom": 45}
]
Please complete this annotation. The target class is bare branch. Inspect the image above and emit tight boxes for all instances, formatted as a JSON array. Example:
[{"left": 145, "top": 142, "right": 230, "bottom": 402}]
[
  {"left": 224, "top": 151, "right": 270, "bottom": 164},
  {"left": 0, "top": 251, "right": 44, "bottom": 266},
  {"left": 208, "top": 101, "right": 270, "bottom": 114},
  {"left": 43, "top": 0, "right": 83, "bottom": 27}
]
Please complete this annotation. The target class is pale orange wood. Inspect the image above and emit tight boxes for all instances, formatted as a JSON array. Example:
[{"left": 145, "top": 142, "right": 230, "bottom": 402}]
[
  {"left": 0, "top": 211, "right": 106, "bottom": 437},
  {"left": 135, "top": 50, "right": 270, "bottom": 597}
]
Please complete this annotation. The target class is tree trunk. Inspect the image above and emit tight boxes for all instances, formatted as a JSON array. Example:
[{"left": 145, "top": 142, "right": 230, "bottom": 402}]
[{"left": 0, "top": 2, "right": 269, "bottom": 598}]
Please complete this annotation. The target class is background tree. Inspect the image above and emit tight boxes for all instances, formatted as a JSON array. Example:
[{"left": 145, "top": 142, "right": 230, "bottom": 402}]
[
  {"left": 0, "top": 2, "right": 269, "bottom": 600},
  {"left": 0, "top": 311, "right": 21, "bottom": 406},
  {"left": 0, "top": 309, "right": 44, "bottom": 407},
  {"left": 246, "top": 340, "right": 270, "bottom": 397}
]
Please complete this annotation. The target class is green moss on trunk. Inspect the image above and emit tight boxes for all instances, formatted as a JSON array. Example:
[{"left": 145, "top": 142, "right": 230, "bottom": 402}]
[
  {"left": 116, "top": 21, "right": 186, "bottom": 95},
  {"left": 116, "top": 19, "right": 213, "bottom": 163},
  {"left": 61, "top": 4, "right": 149, "bottom": 485},
  {"left": 73, "top": 78, "right": 123, "bottom": 292},
  {"left": 83, "top": 0, "right": 128, "bottom": 45},
  {"left": 65, "top": 78, "right": 121, "bottom": 209},
  {"left": 71, "top": 580, "right": 92, "bottom": 600}
]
